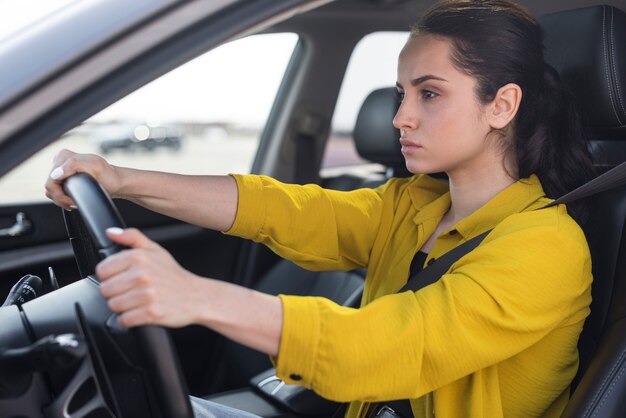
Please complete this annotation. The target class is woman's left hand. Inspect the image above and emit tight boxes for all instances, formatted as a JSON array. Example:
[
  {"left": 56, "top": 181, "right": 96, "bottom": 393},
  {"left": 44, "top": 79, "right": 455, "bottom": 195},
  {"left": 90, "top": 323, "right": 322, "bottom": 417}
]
[{"left": 96, "top": 227, "right": 205, "bottom": 328}]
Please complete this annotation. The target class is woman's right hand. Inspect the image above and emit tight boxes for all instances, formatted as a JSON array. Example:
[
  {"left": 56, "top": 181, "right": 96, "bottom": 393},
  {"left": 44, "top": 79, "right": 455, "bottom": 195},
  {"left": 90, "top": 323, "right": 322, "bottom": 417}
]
[{"left": 46, "top": 149, "right": 123, "bottom": 209}]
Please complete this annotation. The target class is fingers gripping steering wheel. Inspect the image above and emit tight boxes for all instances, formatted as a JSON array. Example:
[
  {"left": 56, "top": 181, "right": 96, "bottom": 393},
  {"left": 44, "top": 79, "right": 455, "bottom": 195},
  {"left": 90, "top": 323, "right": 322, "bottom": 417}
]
[{"left": 63, "top": 173, "right": 193, "bottom": 418}]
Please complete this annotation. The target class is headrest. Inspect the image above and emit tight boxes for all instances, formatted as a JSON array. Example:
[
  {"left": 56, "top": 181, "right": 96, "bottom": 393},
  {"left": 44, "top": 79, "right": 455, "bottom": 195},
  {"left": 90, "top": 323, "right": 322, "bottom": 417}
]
[
  {"left": 353, "top": 87, "right": 406, "bottom": 171},
  {"left": 540, "top": 5, "right": 626, "bottom": 137}
]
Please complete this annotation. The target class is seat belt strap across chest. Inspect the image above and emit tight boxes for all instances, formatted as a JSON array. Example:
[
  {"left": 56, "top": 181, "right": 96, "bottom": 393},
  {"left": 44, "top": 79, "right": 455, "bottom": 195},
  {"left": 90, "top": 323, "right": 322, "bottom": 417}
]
[
  {"left": 366, "top": 232, "right": 491, "bottom": 418},
  {"left": 399, "top": 229, "right": 491, "bottom": 293},
  {"left": 404, "top": 159, "right": 626, "bottom": 291}
]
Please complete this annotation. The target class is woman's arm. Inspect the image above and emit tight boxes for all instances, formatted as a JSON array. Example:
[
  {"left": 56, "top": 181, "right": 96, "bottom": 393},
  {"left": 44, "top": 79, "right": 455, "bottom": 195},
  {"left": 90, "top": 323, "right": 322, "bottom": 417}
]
[
  {"left": 97, "top": 227, "right": 283, "bottom": 356},
  {"left": 226, "top": 174, "right": 388, "bottom": 271},
  {"left": 46, "top": 150, "right": 387, "bottom": 264},
  {"left": 46, "top": 149, "right": 238, "bottom": 231}
]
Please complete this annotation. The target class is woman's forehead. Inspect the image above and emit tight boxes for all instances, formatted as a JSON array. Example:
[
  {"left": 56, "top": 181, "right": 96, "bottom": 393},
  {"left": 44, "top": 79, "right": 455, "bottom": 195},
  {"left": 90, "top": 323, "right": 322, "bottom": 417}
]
[{"left": 397, "top": 35, "right": 458, "bottom": 81}]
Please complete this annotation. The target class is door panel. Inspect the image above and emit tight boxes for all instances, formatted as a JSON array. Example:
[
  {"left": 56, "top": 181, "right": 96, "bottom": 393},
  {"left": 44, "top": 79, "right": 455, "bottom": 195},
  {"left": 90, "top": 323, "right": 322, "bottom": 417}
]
[
  {"left": 0, "top": 200, "right": 246, "bottom": 294},
  {"left": 0, "top": 203, "right": 73, "bottom": 296},
  {"left": 0, "top": 32, "right": 299, "bottom": 396}
]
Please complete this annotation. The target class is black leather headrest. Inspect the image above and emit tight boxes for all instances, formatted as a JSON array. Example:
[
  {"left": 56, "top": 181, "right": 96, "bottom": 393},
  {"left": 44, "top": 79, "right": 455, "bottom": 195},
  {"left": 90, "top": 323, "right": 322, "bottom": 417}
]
[
  {"left": 353, "top": 88, "right": 405, "bottom": 170},
  {"left": 540, "top": 5, "right": 626, "bottom": 137}
]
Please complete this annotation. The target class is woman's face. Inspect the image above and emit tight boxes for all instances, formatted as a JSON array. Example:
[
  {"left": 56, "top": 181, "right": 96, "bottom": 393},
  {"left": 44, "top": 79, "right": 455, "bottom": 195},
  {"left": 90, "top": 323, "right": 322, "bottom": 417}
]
[{"left": 394, "top": 34, "right": 499, "bottom": 177}]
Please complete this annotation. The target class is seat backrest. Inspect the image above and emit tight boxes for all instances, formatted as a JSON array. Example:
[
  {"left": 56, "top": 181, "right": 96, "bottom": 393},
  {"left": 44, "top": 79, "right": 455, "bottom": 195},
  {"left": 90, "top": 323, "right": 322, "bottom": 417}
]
[{"left": 540, "top": 5, "right": 626, "bottom": 416}]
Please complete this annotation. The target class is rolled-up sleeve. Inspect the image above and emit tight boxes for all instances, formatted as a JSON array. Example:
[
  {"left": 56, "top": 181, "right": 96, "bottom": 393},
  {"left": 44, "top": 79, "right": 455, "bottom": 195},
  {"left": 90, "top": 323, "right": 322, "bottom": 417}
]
[{"left": 225, "top": 174, "right": 387, "bottom": 271}]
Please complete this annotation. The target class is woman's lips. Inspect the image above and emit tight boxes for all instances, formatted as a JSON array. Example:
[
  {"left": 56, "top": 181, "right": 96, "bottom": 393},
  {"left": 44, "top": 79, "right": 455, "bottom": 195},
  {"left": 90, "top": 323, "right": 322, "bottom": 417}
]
[{"left": 400, "top": 138, "right": 422, "bottom": 153}]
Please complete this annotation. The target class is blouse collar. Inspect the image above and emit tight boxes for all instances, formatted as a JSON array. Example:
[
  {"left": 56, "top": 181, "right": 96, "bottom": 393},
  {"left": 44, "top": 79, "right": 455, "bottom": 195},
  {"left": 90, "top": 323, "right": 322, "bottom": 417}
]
[{"left": 410, "top": 174, "right": 550, "bottom": 239}]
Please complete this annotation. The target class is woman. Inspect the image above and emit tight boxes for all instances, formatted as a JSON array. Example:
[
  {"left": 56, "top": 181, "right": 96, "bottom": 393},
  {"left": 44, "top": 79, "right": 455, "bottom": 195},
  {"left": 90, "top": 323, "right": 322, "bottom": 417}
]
[{"left": 46, "top": 1, "right": 595, "bottom": 417}]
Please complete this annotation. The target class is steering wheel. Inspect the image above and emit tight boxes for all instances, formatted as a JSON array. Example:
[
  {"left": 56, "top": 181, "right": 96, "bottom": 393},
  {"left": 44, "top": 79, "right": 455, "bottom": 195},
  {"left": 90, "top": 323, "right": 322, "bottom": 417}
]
[{"left": 63, "top": 173, "right": 193, "bottom": 418}]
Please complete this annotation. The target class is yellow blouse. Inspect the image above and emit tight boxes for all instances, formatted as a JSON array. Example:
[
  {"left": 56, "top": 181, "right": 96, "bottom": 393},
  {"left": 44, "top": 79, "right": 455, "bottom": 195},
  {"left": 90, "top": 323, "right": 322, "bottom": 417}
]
[{"left": 226, "top": 173, "right": 592, "bottom": 418}]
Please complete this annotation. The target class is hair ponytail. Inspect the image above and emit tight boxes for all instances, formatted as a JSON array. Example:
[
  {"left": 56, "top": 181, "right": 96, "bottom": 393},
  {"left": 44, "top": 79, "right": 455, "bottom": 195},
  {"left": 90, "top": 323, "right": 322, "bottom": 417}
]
[
  {"left": 415, "top": 0, "right": 596, "bottom": 224},
  {"left": 515, "top": 64, "right": 595, "bottom": 223}
]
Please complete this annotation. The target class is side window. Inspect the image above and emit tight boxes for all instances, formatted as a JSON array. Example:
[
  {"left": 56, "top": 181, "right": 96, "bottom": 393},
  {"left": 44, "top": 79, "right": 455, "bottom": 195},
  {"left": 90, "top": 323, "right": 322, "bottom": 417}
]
[
  {"left": 0, "top": 33, "right": 298, "bottom": 204},
  {"left": 322, "top": 32, "right": 408, "bottom": 176}
]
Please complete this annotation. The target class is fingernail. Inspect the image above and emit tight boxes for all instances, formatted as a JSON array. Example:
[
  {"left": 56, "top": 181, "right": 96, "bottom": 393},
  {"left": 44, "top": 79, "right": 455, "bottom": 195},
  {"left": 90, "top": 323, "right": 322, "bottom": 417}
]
[
  {"left": 50, "top": 166, "right": 64, "bottom": 180},
  {"left": 106, "top": 227, "right": 124, "bottom": 235},
  {"left": 69, "top": 204, "right": 78, "bottom": 210}
]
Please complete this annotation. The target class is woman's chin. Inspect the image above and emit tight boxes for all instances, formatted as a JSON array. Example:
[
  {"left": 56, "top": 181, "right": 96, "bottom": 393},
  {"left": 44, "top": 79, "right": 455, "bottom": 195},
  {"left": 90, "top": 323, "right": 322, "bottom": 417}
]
[{"left": 404, "top": 161, "right": 439, "bottom": 176}]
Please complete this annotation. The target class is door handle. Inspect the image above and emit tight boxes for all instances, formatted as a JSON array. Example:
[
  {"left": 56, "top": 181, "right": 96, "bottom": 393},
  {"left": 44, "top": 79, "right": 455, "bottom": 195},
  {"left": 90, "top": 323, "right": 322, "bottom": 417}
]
[{"left": 0, "top": 212, "right": 33, "bottom": 237}]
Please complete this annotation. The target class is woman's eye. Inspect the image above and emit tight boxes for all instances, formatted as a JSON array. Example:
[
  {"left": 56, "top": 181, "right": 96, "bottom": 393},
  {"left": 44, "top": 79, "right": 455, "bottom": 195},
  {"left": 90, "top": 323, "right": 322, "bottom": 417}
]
[
  {"left": 395, "top": 90, "right": 405, "bottom": 102},
  {"left": 421, "top": 89, "right": 438, "bottom": 100}
]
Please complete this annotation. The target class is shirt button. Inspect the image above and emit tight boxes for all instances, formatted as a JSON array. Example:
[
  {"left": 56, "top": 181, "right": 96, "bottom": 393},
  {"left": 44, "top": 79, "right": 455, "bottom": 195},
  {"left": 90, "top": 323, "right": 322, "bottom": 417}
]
[
  {"left": 427, "top": 258, "right": 436, "bottom": 266},
  {"left": 290, "top": 374, "right": 302, "bottom": 381}
]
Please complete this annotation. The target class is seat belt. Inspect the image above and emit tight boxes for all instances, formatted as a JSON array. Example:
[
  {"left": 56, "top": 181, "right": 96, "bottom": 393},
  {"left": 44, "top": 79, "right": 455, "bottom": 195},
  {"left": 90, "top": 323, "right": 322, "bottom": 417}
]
[
  {"left": 399, "top": 230, "right": 490, "bottom": 293},
  {"left": 542, "top": 160, "right": 626, "bottom": 208},
  {"left": 402, "top": 159, "right": 626, "bottom": 294},
  {"left": 366, "top": 231, "right": 491, "bottom": 418},
  {"left": 365, "top": 160, "right": 626, "bottom": 418}
]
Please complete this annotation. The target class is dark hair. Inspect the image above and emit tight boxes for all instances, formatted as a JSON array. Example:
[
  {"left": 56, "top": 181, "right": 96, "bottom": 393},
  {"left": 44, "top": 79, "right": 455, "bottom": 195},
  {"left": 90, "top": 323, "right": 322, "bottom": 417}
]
[{"left": 413, "top": 0, "right": 596, "bottom": 224}]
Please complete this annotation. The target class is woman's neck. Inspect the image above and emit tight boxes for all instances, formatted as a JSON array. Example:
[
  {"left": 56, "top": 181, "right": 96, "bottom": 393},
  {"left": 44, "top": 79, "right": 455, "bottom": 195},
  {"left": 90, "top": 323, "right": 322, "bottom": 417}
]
[{"left": 446, "top": 166, "right": 518, "bottom": 224}]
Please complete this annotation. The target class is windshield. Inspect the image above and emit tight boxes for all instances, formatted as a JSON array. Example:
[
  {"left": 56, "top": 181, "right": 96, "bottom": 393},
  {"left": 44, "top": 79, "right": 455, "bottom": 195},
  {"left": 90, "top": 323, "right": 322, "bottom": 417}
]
[{"left": 0, "top": 0, "right": 79, "bottom": 42}]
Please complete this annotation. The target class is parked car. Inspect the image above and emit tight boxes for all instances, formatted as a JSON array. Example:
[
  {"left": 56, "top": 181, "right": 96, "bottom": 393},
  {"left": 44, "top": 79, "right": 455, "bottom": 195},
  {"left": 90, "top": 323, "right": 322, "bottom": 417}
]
[
  {"left": 0, "top": 0, "right": 624, "bottom": 417},
  {"left": 93, "top": 122, "right": 183, "bottom": 154}
]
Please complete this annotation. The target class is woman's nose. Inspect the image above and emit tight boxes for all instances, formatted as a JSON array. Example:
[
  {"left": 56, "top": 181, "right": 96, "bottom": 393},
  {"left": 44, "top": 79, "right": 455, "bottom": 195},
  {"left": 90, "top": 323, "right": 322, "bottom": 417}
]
[{"left": 392, "top": 99, "right": 417, "bottom": 131}]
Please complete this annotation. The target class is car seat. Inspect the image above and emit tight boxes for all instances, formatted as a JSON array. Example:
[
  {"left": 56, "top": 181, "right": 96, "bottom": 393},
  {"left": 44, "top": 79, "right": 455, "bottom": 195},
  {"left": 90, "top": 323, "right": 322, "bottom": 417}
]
[{"left": 539, "top": 5, "right": 626, "bottom": 417}]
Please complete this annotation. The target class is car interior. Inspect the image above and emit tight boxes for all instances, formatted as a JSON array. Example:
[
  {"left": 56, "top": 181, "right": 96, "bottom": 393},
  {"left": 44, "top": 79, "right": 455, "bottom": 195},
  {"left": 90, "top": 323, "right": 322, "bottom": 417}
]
[{"left": 0, "top": 0, "right": 625, "bottom": 417}]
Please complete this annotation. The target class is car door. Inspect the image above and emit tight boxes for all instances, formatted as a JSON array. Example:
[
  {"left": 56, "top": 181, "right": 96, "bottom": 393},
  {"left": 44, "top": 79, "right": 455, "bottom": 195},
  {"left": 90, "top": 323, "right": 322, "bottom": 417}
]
[
  {"left": 0, "top": 8, "right": 300, "bottom": 395},
  {"left": 0, "top": 30, "right": 299, "bottom": 287}
]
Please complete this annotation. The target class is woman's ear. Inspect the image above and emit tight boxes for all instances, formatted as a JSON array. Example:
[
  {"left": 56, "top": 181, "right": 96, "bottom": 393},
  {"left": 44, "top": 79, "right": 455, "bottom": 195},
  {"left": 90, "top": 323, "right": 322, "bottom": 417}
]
[{"left": 488, "top": 83, "right": 522, "bottom": 129}]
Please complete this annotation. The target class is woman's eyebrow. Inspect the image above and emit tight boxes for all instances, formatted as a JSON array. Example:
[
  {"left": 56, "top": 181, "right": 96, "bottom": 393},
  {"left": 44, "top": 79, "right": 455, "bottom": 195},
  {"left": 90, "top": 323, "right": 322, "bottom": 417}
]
[{"left": 396, "top": 75, "right": 449, "bottom": 89}]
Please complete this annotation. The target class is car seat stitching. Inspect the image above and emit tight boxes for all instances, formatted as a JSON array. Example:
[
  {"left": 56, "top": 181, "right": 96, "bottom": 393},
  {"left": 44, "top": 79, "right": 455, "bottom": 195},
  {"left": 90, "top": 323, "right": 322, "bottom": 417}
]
[
  {"left": 602, "top": 6, "right": 622, "bottom": 125},
  {"left": 609, "top": 8, "right": 626, "bottom": 122},
  {"left": 589, "top": 346, "right": 626, "bottom": 418},
  {"left": 585, "top": 344, "right": 626, "bottom": 417}
]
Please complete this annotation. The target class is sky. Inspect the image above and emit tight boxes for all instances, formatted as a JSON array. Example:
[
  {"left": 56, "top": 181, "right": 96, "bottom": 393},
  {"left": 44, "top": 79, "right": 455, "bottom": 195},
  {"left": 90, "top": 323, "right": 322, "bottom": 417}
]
[{"left": 0, "top": 0, "right": 408, "bottom": 131}]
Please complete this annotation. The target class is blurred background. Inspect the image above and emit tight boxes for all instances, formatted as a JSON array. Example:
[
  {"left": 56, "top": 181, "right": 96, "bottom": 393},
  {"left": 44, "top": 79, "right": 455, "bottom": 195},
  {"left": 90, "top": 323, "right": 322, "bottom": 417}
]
[{"left": 0, "top": 0, "right": 408, "bottom": 203}]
